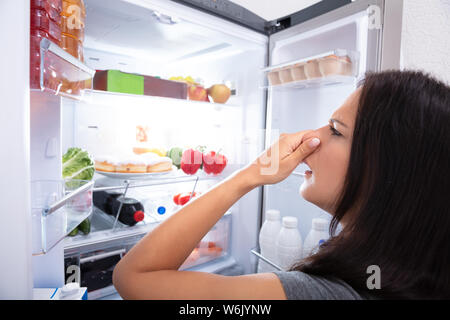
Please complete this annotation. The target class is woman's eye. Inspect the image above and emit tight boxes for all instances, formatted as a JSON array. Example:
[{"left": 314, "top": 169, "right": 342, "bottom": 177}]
[{"left": 329, "top": 125, "right": 342, "bottom": 136}]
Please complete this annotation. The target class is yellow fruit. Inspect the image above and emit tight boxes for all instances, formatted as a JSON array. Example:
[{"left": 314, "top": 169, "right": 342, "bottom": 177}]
[
  {"left": 207, "top": 84, "right": 231, "bottom": 104},
  {"left": 184, "top": 76, "right": 196, "bottom": 84},
  {"left": 148, "top": 148, "right": 166, "bottom": 157}
]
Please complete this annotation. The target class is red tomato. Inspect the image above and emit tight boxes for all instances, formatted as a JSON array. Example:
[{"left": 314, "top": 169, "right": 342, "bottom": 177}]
[
  {"left": 203, "top": 151, "right": 227, "bottom": 175},
  {"left": 173, "top": 193, "right": 181, "bottom": 205},
  {"left": 180, "top": 149, "right": 203, "bottom": 175},
  {"left": 178, "top": 192, "right": 197, "bottom": 205}
]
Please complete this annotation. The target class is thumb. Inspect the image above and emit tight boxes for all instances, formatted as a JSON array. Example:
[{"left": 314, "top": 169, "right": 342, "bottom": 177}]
[{"left": 288, "top": 137, "right": 321, "bottom": 163}]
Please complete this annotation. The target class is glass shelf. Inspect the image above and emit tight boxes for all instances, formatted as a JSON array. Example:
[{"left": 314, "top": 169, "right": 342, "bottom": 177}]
[
  {"left": 262, "top": 49, "right": 360, "bottom": 90},
  {"left": 34, "top": 38, "right": 96, "bottom": 99},
  {"left": 63, "top": 172, "right": 225, "bottom": 248},
  {"left": 92, "top": 170, "right": 223, "bottom": 192},
  {"left": 82, "top": 89, "right": 239, "bottom": 109},
  {"left": 31, "top": 179, "right": 95, "bottom": 255}
]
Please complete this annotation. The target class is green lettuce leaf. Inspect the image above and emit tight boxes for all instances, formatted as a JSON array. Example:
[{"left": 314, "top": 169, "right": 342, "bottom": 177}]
[{"left": 62, "top": 147, "right": 94, "bottom": 181}]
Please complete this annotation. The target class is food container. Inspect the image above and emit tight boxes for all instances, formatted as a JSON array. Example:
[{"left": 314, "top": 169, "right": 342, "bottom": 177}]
[
  {"left": 278, "top": 66, "right": 294, "bottom": 83},
  {"left": 267, "top": 69, "right": 281, "bottom": 86},
  {"left": 94, "top": 70, "right": 144, "bottom": 95},
  {"left": 145, "top": 76, "right": 188, "bottom": 100},
  {"left": 60, "top": 33, "right": 83, "bottom": 60},
  {"left": 32, "top": 0, "right": 62, "bottom": 12},
  {"left": 62, "top": 0, "right": 86, "bottom": 19},
  {"left": 290, "top": 63, "right": 306, "bottom": 81},
  {"left": 61, "top": 14, "right": 85, "bottom": 42},
  {"left": 30, "top": 8, "right": 62, "bottom": 43},
  {"left": 304, "top": 59, "right": 323, "bottom": 79},
  {"left": 318, "top": 54, "right": 353, "bottom": 76},
  {"left": 31, "top": 0, "right": 62, "bottom": 24}
]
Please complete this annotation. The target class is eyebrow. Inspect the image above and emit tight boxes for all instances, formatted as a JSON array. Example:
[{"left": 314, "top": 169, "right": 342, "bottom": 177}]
[{"left": 330, "top": 118, "right": 348, "bottom": 128}]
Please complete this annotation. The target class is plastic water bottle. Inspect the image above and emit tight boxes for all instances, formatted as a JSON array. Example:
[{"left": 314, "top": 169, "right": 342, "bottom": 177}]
[
  {"left": 275, "top": 216, "right": 302, "bottom": 270},
  {"left": 257, "top": 209, "right": 282, "bottom": 273},
  {"left": 142, "top": 194, "right": 172, "bottom": 221},
  {"left": 302, "top": 218, "right": 329, "bottom": 258}
]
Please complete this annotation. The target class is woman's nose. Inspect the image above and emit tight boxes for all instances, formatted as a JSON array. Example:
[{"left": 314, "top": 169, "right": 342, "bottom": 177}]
[{"left": 302, "top": 129, "right": 322, "bottom": 142}]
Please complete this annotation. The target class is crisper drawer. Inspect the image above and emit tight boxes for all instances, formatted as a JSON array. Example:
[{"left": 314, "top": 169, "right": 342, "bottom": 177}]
[
  {"left": 64, "top": 213, "right": 231, "bottom": 298},
  {"left": 180, "top": 214, "right": 231, "bottom": 270}
]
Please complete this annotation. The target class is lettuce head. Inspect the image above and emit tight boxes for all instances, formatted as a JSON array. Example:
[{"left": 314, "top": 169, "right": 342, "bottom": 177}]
[{"left": 62, "top": 147, "right": 94, "bottom": 181}]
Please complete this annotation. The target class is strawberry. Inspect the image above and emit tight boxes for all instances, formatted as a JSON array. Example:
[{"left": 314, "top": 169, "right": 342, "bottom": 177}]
[{"left": 203, "top": 151, "right": 227, "bottom": 175}]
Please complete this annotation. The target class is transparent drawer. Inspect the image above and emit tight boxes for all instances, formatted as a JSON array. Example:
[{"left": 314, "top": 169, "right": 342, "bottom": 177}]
[
  {"left": 31, "top": 179, "right": 94, "bottom": 255},
  {"left": 180, "top": 214, "right": 231, "bottom": 270}
]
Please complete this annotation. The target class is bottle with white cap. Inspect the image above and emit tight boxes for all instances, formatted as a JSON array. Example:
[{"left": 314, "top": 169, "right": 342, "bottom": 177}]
[
  {"left": 275, "top": 216, "right": 303, "bottom": 270},
  {"left": 257, "top": 209, "right": 282, "bottom": 273},
  {"left": 302, "top": 218, "right": 329, "bottom": 258}
]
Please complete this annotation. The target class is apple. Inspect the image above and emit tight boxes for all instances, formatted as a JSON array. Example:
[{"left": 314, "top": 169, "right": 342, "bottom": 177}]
[
  {"left": 188, "top": 85, "right": 209, "bottom": 101},
  {"left": 207, "top": 84, "right": 231, "bottom": 104}
]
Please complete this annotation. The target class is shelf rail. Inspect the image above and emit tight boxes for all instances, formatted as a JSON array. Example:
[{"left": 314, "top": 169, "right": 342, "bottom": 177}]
[
  {"left": 99, "top": 175, "right": 205, "bottom": 232},
  {"left": 250, "top": 248, "right": 284, "bottom": 271},
  {"left": 43, "top": 180, "right": 95, "bottom": 217}
]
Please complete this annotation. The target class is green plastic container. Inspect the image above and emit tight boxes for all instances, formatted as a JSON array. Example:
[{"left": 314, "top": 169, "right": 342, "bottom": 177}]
[{"left": 94, "top": 70, "right": 144, "bottom": 95}]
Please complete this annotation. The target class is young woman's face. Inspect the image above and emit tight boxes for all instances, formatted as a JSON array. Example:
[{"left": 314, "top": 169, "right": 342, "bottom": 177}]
[{"left": 300, "top": 88, "right": 361, "bottom": 214}]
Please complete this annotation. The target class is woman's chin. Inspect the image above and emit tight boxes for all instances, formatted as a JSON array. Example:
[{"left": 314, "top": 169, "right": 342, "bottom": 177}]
[{"left": 299, "top": 180, "right": 313, "bottom": 201}]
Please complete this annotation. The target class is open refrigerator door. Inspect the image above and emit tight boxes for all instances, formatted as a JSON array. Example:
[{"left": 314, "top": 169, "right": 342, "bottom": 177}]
[{"left": 257, "top": 0, "right": 386, "bottom": 270}]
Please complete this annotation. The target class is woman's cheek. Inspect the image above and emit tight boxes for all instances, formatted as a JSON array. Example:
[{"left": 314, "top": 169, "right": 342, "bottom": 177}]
[{"left": 299, "top": 147, "right": 347, "bottom": 213}]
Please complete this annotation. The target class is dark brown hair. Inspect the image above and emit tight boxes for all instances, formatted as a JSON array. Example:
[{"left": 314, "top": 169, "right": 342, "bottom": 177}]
[{"left": 293, "top": 70, "right": 450, "bottom": 299}]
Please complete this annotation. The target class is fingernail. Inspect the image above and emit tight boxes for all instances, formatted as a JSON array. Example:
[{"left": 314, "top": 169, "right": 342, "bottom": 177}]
[{"left": 308, "top": 138, "right": 321, "bottom": 148}]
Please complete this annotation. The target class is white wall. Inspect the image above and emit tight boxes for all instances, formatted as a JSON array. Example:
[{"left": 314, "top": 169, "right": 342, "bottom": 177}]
[
  {"left": 400, "top": 0, "right": 450, "bottom": 84},
  {"left": 0, "top": 0, "right": 33, "bottom": 299}
]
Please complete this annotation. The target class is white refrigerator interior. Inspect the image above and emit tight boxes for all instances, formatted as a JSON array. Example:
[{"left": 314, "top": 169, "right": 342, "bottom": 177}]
[{"left": 59, "top": 0, "right": 268, "bottom": 299}]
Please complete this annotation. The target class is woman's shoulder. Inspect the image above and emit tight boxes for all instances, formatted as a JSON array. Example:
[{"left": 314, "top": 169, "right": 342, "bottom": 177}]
[{"left": 273, "top": 270, "right": 372, "bottom": 300}]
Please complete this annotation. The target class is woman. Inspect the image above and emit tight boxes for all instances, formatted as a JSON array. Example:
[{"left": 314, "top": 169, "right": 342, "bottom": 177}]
[{"left": 113, "top": 70, "right": 450, "bottom": 300}]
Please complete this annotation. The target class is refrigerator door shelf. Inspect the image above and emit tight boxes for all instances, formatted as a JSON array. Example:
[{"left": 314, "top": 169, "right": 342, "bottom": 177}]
[
  {"left": 32, "top": 38, "right": 95, "bottom": 99},
  {"left": 262, "top": 74, "right": 357, "bottom": 91},
  {"left": 31, "top": 179, "right": 94, "bottom": 255},
  {"left": 262, "top": 49, "right": 360, "bottom": 89}
]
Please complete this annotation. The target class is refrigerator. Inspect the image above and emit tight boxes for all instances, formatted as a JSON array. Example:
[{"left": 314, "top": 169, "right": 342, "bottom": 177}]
[{"left": 0, "top": 0, "right": 404, "bottom": 299}]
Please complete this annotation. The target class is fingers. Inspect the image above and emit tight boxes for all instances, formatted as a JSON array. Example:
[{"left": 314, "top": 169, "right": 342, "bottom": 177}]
[
  {"left": 288, "top": 130, "right": 314, "bottom": 151},
  {"left": 287, "top": 137, "right": 321, "bottom": 164}
]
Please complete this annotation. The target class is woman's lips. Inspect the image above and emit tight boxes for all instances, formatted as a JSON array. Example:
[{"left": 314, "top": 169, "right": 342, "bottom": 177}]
[{"left": 303, "top": 161, "right": 313, "bottom": 177}]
